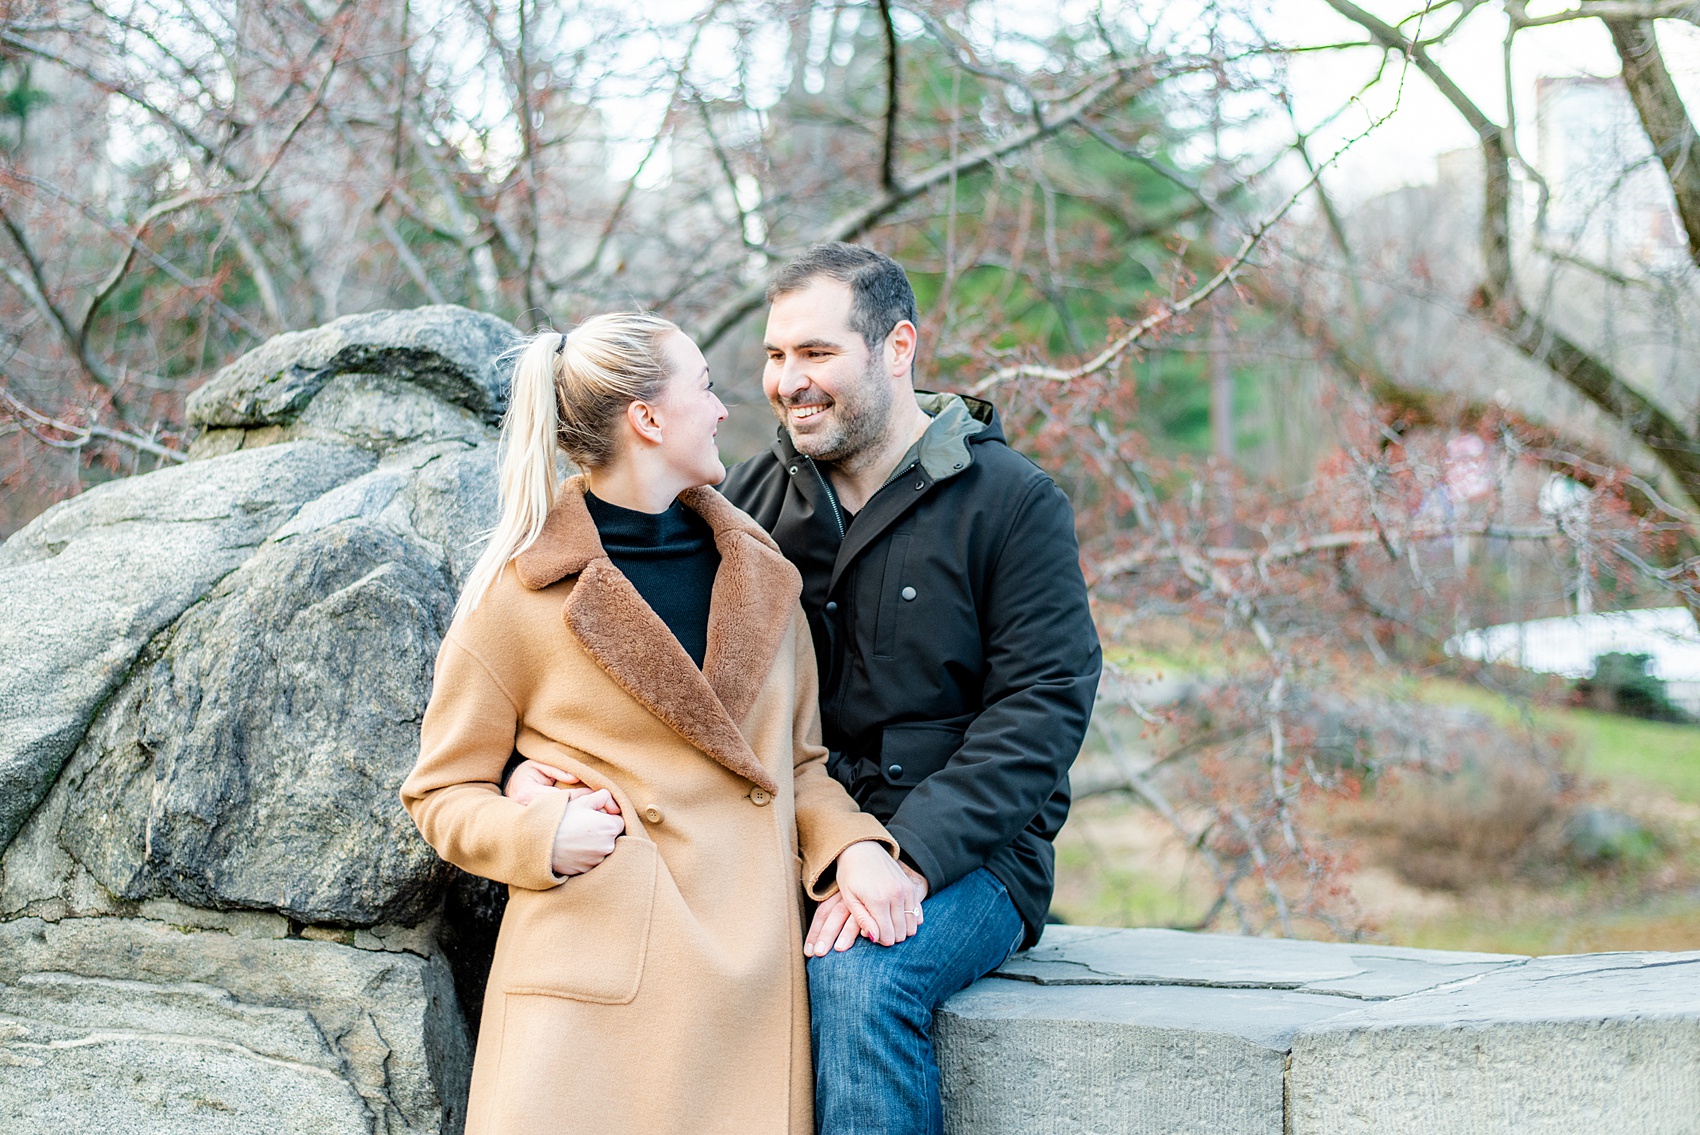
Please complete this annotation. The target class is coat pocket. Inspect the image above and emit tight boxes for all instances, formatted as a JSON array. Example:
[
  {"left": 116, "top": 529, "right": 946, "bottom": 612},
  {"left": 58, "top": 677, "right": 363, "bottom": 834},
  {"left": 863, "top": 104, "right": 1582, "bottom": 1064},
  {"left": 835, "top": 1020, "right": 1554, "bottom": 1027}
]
[
  {"left": 878, "top": 722, "right": 965, "bottom": 787},
  {"left": 498, "top": 836, "right": 659, "bottom": 1005}
]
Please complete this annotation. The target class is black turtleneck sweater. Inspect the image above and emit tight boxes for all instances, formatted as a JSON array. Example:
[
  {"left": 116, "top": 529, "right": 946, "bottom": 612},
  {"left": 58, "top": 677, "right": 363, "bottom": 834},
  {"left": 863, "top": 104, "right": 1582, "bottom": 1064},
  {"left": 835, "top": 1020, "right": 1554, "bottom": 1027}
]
[{"left": 584, "top": 491, "right": 720, "bottom": 667}]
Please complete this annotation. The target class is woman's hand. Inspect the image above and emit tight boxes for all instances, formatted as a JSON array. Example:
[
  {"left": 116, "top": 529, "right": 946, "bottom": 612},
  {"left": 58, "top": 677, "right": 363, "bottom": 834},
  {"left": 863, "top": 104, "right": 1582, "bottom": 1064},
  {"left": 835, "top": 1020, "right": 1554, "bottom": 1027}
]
[
  {"left": 506, "top": 759, "right": 588, "bottom": 806},
  {"left": 549, "top": 789, "right": 624, "bottom": 877},
  {"left": 804, "top": 841, "right": 924, "bottom": 956}
]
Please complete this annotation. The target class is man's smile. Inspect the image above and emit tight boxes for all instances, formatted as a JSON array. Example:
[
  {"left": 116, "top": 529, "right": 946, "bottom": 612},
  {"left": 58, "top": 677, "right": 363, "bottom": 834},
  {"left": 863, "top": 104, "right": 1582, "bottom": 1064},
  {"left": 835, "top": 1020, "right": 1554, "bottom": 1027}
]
[{"left": 789, "top": 403, "right": 831, "bottom": 423}]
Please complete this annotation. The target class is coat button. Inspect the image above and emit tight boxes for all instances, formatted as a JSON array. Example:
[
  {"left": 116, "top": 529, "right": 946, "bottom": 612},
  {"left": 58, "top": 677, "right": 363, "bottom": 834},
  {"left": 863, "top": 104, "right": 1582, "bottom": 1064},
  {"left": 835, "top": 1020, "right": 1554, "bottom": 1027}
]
[
  {"left": 788, "top": 465, "right": 798, "bottom": 475},
  {"left": 901, "top": 586, "right": 917, "bottom": 601},
  {"left": 824, "top": 601, "right": 838, "bottom": 613},
  {"left": 749, "top": 787, "right": 772, "bottom": 806},
  {"left": 643, "top": 806, "right": 663, "bottom": 825},
  {"left": 887, "top": 763, "right": 904, "bottom": 779}
]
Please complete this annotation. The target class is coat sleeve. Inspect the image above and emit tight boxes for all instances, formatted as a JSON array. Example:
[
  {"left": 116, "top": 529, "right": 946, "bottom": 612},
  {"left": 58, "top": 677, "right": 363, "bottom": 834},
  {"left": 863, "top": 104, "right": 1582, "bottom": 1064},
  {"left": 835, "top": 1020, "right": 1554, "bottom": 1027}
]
[
  {"left": 787, "top": 606, "right": 899, "bottom": 899},
  {"left": 400, "top": 633, "right": 576, "bottom": 892},
  {"left": 883, "top": 475, "right": 1102, "bottom": 894}
]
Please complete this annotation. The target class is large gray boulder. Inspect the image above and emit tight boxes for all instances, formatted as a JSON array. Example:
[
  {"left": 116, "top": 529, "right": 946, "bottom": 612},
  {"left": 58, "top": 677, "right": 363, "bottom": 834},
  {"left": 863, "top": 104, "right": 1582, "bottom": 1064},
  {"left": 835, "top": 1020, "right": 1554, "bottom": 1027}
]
[
  {"left": 186, "top": 305, "right": 517, "bottom": 429},
  {"left": 0, "top": 305, "right": 513, "bottom": 1135},
  {"left": 59, "top": 519, "right": 455, "bottom": 925},
  {"left": 0, "top": 442, "right": 376, "bottom": 851}
]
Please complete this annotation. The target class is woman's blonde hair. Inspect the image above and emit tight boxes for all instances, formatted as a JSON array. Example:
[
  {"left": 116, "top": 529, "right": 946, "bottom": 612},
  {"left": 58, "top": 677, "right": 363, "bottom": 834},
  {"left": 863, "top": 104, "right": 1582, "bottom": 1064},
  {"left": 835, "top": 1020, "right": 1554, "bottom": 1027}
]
[{"left": 457, "top": 311, "right": 679, "bottom": 616}]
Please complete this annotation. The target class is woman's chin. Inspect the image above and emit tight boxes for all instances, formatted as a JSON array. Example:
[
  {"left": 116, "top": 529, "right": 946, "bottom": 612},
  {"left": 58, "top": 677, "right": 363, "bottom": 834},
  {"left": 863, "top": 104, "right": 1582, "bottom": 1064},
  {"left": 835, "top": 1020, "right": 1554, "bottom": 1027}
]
[{"left": 679, "top": 458, "right": 726, "bottom": 489}]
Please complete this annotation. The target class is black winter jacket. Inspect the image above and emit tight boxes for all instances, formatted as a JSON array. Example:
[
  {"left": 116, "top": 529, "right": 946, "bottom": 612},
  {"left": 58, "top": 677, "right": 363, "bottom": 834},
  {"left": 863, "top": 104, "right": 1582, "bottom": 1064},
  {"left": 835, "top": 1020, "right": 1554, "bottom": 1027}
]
[{"left": 721, "top": 394, "right": 1101, "bottom": 945}]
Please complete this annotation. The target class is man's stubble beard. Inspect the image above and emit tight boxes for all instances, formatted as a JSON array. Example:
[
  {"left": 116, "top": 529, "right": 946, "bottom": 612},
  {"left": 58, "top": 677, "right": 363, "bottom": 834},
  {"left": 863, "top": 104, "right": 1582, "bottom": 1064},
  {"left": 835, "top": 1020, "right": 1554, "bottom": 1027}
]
[{"left": 784, "top": 354, "right": 894, "bottom": 470}]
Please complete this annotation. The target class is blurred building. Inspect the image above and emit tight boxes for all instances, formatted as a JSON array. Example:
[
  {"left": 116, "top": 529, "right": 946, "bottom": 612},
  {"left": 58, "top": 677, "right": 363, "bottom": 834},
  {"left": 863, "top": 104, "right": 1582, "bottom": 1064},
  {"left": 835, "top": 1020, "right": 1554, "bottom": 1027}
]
[{"left": 1536, "top": 76, "right": 1685, "bottom": 271}]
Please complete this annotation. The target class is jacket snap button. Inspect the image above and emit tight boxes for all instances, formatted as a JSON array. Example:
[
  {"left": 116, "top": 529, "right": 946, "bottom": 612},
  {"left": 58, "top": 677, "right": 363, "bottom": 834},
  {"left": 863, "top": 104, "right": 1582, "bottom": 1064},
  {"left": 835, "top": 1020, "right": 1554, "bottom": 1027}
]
[
  {"left": 643, "top": 806, "right": 663, "bottom": 824},
  {"left": 901, "top": 586, "right": 917, "bottom": 601},
  {"left": 824, "top": 601, "right": 838, "bottom": 614},
  {"left": 749, "top": 787, "right": 771, "bottom": 807},
  {"left": 914, "top": 480, "right": 924, "bottom": 490},
  {"left": 788, "top": 466, "right": 798, "bottom": 475},
  {"left": 887, "top": 763, "right": 904, "bottom": 779}
]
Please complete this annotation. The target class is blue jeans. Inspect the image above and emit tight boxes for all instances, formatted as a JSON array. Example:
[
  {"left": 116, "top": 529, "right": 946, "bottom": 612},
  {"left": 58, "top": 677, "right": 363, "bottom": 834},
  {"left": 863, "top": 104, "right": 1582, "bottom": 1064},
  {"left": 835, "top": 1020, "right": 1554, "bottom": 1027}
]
[{"left": 808, "top": 867, "right": 1025, "bottom": 1135}]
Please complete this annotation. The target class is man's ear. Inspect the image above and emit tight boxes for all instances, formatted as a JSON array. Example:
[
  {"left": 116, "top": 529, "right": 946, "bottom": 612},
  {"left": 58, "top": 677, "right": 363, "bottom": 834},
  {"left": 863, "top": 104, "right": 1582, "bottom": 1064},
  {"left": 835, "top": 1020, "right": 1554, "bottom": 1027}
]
[
  {"left": 626, "top": 399, "right": 665, "bottom": 446},
  {"left": 886, "top": 320, "right": 918, "bottom": 382}
]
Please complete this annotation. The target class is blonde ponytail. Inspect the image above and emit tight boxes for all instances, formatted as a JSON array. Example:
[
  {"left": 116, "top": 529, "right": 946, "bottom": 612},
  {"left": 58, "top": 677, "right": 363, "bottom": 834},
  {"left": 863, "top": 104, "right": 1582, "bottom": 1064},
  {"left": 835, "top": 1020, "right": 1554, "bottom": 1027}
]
[{"left": 456, "top": 312, "right": 679, "bottom": 617}]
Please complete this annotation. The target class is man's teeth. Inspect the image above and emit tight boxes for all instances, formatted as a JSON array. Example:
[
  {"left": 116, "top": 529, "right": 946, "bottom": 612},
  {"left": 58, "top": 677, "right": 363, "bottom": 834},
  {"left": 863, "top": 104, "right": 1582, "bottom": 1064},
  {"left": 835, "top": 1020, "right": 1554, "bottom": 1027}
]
[{"left": 792, "top": 405, "right": 828, "bottom": 421}]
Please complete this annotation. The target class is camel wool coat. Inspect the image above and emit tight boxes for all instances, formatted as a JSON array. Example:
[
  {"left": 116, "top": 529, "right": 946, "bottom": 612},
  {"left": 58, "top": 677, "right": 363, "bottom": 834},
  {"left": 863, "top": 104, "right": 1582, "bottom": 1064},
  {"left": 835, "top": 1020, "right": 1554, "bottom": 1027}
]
[{"left": 400, "top": 478, "right": 896, "bottom": 1135}]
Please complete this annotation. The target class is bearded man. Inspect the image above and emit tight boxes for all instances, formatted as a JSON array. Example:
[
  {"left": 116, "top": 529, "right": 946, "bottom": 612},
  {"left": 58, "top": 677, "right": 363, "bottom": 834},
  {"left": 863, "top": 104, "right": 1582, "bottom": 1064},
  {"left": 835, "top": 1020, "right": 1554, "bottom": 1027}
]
[{"left": 721, "top": 242, "right": 1102, "bottom": 1135}]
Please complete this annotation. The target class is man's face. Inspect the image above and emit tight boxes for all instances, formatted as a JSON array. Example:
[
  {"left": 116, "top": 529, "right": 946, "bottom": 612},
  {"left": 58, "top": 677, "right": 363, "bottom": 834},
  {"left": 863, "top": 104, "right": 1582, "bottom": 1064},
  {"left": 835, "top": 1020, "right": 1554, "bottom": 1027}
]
[{"left": 762, "top": 278, "right": 894, "bottom": 464}]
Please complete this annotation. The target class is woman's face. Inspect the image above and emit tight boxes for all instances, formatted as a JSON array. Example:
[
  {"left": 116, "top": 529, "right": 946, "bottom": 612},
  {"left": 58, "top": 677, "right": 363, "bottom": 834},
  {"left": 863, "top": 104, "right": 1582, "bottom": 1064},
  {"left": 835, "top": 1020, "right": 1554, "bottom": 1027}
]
[{"left": 652, "top": 329, "right": 728, "bottom": 487}]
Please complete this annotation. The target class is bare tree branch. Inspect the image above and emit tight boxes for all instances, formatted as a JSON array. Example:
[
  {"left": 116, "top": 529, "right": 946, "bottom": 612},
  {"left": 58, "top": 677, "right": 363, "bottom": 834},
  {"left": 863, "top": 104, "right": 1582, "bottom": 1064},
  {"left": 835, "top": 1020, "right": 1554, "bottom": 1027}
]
[
  {"left": 1323, "top": 0, "right": 1700, "bottom": 509},
  {"left": 1604, "top": 16, "right": 1700, "bottom": 262},
  {"left": 1509, "top": 0, "right": 1700, "bottom": 28},
  {"left": 969, "top": 110, "right": 1379, "bottom": 394},
  {"left": 0, "top": 198, "right": 116, "bottom": 391},
  {"left": 0, "top": 386, "right": 184, "bottom": 464},
  {"left": 692, "top": 67, "right": 1146, "bottom": 348},
  {"left": 877, "top": 0, "right": 901, "bottom": 194}
]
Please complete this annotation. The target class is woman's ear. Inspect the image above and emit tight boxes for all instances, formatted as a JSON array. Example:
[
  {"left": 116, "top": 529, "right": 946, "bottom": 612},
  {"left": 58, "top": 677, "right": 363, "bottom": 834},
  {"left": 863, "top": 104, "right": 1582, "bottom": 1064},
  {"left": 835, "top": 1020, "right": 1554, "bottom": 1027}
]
[{"left": 625, "top": 399, "right": 665, "bottom": 447}]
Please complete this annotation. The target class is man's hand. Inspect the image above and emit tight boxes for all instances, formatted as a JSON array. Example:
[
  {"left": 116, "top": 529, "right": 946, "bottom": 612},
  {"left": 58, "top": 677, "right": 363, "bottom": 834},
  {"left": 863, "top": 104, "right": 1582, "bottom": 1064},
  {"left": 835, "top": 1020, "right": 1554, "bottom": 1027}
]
[
  {"left": 899, "top": 859, "right": 929, "bottom": 900},
  {"left": 549, "top": 789, "right": 624, "bottom": 877},
  {"left": 506, "top": 759, "right": 589, "bottom": 806},
  {"left": 804, "top": 841, "right": 925, "bottom": 956}
]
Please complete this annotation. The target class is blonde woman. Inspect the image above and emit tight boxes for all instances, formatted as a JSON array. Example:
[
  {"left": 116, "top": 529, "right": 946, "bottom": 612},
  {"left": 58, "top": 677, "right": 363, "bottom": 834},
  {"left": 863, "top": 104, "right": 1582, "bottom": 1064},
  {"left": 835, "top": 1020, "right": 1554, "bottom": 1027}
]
[{"left": 400, "top": 313, "right": 922, "bottom": 1135}]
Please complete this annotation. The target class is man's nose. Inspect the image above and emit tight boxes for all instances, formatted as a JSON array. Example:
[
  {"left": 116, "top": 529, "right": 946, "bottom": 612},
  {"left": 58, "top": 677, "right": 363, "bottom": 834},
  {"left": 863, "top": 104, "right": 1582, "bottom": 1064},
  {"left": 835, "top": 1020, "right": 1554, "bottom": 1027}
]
[{"left": 775, "top": 359, "right": 811, "bottom": 401}]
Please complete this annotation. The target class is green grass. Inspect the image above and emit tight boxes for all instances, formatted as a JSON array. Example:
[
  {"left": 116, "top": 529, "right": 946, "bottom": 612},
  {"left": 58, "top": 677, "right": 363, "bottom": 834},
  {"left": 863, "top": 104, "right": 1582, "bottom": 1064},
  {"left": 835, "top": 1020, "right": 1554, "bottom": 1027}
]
[
  {"left": 1413, "top": 677, "right": 1700, "bottom": 803},
  {"left": 1561, "top": 710, "right": 1700, "bottom": 804},
  {"left": 1379, "top": 893, "right": 1700, "bottom": 955}
]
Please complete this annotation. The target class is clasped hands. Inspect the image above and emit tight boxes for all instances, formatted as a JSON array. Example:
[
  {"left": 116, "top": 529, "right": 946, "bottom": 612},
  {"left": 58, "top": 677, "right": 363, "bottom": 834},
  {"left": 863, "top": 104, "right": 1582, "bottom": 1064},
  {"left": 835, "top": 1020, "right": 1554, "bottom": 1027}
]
[
  {"left": 506, "top": 759, "right": 624, "bottom": 877},
  {"left": 505, "top": 759, "right": 924, "bottom": 953}
]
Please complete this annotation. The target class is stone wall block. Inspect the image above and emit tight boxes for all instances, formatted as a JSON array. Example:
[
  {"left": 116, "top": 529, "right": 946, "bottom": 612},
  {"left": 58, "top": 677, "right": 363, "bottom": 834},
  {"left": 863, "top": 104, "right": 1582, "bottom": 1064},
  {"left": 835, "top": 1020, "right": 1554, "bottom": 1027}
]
[
  {"left": 0, "top": 915, "right": 469, "bottom": 1134},
  {"left": 1286, "top": 951, "right": 1700, "bottom": 1135}
]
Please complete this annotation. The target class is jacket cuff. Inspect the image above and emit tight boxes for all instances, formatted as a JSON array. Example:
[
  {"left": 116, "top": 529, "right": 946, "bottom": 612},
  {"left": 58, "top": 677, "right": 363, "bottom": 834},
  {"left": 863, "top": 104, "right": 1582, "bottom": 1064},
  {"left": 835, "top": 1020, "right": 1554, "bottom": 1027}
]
[
  {"left": 802, "top": 814, "right": 899, "bottom": 901},
  {"left": 511, "top": 789, "right": 575, "bottom": 890},
  {"left": 881, "top": 821, "right": 949, "bottom": 897}
]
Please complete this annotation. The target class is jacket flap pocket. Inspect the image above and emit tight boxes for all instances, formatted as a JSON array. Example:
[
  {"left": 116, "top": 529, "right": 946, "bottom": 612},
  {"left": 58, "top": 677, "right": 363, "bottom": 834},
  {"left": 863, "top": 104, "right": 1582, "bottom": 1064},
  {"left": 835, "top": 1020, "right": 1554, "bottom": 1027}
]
[
  {"left": 498, "top": 836, "right": 659, "bottom": 1005},
  {"left": 878, "top": 723, "right": 964, "bottom": 787}
]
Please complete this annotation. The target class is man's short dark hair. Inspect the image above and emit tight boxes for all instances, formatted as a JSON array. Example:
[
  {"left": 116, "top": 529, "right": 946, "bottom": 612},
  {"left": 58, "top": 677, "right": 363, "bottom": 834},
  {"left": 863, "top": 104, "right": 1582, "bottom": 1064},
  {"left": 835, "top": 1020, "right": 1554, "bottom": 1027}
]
[{"left": 766, "top": 242, "right": 919, "bottom": 353}]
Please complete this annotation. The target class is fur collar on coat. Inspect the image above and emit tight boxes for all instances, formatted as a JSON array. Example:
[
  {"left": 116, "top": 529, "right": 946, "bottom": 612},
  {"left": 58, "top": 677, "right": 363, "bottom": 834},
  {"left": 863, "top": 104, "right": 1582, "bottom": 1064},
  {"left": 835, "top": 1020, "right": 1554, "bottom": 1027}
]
[{"left": 512, "top": 477, "right": 800, "bottom": 796}]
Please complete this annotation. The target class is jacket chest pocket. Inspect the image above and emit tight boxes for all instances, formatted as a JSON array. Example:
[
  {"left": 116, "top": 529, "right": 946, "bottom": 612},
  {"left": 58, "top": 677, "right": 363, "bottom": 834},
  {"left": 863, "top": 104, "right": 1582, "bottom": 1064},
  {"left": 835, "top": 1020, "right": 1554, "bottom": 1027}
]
[
  {"left": 497, "top": 836, "right": 659, "bottom": 1005},
  {"left": 871, "top": 532, "right": 912, "bottom": 661}
]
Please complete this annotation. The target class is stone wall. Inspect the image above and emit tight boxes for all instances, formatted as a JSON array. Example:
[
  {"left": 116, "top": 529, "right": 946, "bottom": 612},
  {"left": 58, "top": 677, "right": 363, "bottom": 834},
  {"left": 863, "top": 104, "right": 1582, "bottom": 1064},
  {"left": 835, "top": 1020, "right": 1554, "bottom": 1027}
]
[
  {"left": 938, "top": 926, "right": 1700, "bottom": 1134},
  {"left": 2, "top": 306, "right": 1695, "bottom": 1133}
]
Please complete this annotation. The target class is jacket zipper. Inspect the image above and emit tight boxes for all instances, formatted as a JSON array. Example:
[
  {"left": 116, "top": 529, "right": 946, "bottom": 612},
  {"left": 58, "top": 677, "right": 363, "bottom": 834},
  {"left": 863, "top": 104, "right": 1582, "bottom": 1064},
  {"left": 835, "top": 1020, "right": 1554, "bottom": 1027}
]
[{"left": 807, "top": 458, "right": 847, "bottom": 539}]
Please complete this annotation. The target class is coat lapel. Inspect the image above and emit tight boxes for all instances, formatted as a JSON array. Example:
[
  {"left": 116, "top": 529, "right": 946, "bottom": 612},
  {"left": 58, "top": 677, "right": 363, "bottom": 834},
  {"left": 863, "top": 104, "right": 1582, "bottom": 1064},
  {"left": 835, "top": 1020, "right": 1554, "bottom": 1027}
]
[{"left": 513, "top": 478, "right": 798, "bottom": 796}]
